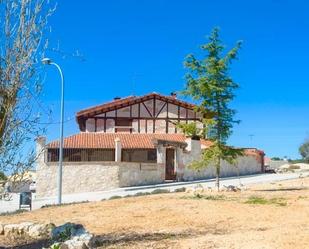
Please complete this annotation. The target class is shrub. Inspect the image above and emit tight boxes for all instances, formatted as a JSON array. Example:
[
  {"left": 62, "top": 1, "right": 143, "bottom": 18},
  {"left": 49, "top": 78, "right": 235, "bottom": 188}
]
[
  {"left": 174, "top": 187, "right": 186, "bottom": 192},
  {"left": 151, "top": 189, "right": 170, "bottom": 194},
  {"left": 0, "top": 209, "right": 27, "bottom": 216},
  {"left": 134, "top": 192, "right": 151, "bottom": 197},
  {"left": 182, "top": 194, "right": 225, "bottom": 201},
  {"left": 109, "top": 195, "right": 122, "bottom": 200},
  {"left": 41, "top": 201, "right": 89, "bottom": 209}
]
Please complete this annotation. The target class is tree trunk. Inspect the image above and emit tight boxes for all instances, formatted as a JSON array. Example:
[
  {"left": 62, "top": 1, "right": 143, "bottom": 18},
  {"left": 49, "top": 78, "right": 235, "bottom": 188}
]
[{"left": 215, "top": 158, "right": 221, "bottom": 191}]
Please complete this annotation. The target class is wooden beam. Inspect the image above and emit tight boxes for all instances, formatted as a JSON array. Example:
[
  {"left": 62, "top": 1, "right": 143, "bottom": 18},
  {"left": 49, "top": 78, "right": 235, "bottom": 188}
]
[
  {"left": 155, "top": 102, "right": 166, "bottom": 118},
  {"left": 94, "top": 117, "right": 200, "bottom": 121},
  {"left": 142, "top": 102, "right": 153, "bottom": 117}
]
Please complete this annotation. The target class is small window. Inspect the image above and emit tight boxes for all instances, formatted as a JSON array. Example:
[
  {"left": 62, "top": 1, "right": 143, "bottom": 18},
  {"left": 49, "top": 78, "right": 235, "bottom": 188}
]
[
  {"left": 115, "top": 119, "right": 132, "bottom": 126},
  {"left": 147, "top": 149, "right": 157, "bottom": 161}
]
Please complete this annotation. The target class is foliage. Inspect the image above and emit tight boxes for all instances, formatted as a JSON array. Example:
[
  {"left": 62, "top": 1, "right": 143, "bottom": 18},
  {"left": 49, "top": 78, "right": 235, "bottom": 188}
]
[
  {"left": 0, "top": 209, "right": 27, "bottom": 216},
  {"left": 109, "top": 195, "right": 122, "bottom": 200},
  {"left": 151, "top": 188, "right": 170, "bottom": 194},
  {"left": 299, "top": 140, "right": 309, "bottom": 163},
  {"left": 271, "top": 157, "right": 282, "bottom": 161},
  {"left": 182, "top": 27, "right": 243, "bottom": 190},
  {"left": 134, "top": 192, "right": 151, "bottom": 197},
  {"left": 174, "top": 187, "right": 186, "bottom": 192},
  {"left": 0, "top": 171, "right": 7, "bottom": 181},
  {"left": 0, "top": 0, "right": 54, "bottom": 181},
  {"left": 183, "top": 194, "right": 226, "bottom": 201},
  {"left": 176, "top": 122, "right": 204, "bottom": 140},
  {"left": 245, "top": 196, "right": 287, "bottom": 206},
  {"left": 41, "top": 201, "right": 89, "bottom": 209},
  {"left": 49, "top": 244, "right": 61, "bottom": 249},
  {"left": 57, "top": 227, "right": 72, "bottom": 242}
]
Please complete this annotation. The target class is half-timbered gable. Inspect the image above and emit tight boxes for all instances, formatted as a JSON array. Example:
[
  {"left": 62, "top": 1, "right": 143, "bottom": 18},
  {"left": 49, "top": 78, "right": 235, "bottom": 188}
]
[{"left": 76, "top": 92, "right": 203, "bottom": 134}]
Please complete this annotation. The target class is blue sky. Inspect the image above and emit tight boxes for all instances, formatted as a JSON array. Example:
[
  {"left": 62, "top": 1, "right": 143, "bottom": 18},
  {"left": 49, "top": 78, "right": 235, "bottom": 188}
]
[{"left": 42, "top": 0, "right": 309, "bottom": 159}]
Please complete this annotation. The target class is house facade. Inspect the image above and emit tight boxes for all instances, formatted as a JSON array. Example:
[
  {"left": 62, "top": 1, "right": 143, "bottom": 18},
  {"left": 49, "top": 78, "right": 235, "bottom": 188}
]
[{"left": 36, "top": 93, "right": 265, "bottom": 198}]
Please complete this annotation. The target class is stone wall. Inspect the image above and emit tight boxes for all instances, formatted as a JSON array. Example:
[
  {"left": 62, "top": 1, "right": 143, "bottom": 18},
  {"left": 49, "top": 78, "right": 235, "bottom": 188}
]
[
  {"left": 36, "top": 160, "right": 164, "bottom": 198},
  {"left": 181, "top": 139, "right": 263, "bottom": 181},
  {"left": 36, "top": 162, "right": 120, "bottom": 198},
  {"left": 118, "top": 163, "right": 164, "bottom": 187},
  {"left": 182, "top": 155, "right": 262, "bottom": 181}
]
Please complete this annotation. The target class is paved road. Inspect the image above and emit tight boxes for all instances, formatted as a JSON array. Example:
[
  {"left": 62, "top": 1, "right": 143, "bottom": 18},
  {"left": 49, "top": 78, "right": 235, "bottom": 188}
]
[{"left": 1, "top": 172, "right": 308, "bottom": 213}]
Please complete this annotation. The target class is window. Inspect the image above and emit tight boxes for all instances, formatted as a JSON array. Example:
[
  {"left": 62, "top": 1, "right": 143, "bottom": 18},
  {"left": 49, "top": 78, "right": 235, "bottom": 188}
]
[
  {"left": 47, "top": 149, "right": 115, "bottom": 162},
  {"left": 115, "top": 119, "right": 132, "bottom": 126},
  {"left": 147, "top": 150, "right": 157, "bottom": 161},
  {"left": 115, "top": 119, "right": 133, "bottom": 133},
  {"left": 121, "top": 149, "right": 157, "bottom": 163}
]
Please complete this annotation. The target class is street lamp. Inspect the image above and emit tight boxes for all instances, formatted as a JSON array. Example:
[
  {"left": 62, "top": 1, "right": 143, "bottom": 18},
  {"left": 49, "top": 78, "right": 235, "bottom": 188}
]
[{"left": 42, "top": 58, "right": 64, "bottom": 205}]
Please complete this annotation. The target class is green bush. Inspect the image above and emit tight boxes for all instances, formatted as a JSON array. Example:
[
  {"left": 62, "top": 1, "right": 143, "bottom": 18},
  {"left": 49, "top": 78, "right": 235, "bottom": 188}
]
[
  {"left": 0, "top": 171, "right": 7, "bottom": 181},
  {"left": 109, "top": 195, "right": 122, "bottom": 200},
  {"left": 174, "top": 187, "right": 186, "bottom": 193},
  {"left": 134, "top": 192, "right": 151, "bottom": 197},
  {"left": 151, "top": 189, "right": 170, "bottom": 194}
]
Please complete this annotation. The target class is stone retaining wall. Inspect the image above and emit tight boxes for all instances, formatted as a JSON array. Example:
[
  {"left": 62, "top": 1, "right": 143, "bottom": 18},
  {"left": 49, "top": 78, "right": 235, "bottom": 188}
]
[{"left": 36, "top": 161, "right": 164, "bottom": 198}]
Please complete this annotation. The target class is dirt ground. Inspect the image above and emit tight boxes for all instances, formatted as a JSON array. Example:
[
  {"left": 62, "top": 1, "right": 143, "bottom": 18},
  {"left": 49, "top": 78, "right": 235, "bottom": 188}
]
[{"left": 1, "top": 177, "right": 309, "bottom": 249}]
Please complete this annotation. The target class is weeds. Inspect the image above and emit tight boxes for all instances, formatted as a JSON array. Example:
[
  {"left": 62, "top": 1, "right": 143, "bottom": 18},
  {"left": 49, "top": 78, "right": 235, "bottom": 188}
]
[
  {"left": 41, "top": 201, "right": 89, "bottom": 209},
  {"left": 151, "top": 189, "right": 170, "bottom": 194},
  {"left": 174, "top": 187, "right": 186, "bottom": 192},
  {"left": 182, "top": 194, "right": 226, "bottom": 201},
  {"left": 109, "top": 195, "right": 122, "bottom": 200},
  {"left": 245, "top": 196, "right": 287, "bottom": 206},
  {"left": 0, "top": 209, "right": 27, "bottom": 216},
  {"left": 134, "top": 192, "right": 151, "bottom": 197}
]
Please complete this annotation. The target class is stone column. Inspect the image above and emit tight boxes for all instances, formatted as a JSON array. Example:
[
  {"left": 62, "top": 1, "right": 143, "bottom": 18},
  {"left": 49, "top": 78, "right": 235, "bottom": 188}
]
[
  {"left": 156, "top": 144, "right": 166, "bottom": 181},
  {"left": 115, "top": 138, "right": 122, "bottom": 162},
  {"left": 175, "top": 147, "right": 184, "bottom": 181}
]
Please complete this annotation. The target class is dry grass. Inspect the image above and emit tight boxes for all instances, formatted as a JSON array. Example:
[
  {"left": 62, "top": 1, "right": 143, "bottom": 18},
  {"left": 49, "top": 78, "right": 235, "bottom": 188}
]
[{"left": 0, "top": 177, "right": 308, "bottom": 249}]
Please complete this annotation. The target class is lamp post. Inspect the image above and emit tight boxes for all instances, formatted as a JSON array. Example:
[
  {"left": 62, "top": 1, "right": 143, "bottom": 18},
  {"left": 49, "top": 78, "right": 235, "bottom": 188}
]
[{"left": 42, "top": 58, "right": 64, "bottom": 205}]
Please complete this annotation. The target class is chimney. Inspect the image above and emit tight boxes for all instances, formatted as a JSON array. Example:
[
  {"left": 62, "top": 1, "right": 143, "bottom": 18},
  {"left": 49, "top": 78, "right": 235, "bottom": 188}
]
[
  {"left": 170, "top": 92, "right": 177, "bottom": 99},
  {"left": 114, "top": 96, "right": 121, "bottom": 100},
  {"left": 36, "top": 136, "right": 46, "bottom": 167}
]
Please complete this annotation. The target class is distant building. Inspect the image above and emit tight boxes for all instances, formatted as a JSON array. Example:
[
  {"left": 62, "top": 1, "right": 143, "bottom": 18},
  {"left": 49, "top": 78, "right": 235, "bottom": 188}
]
[{"left": 36, "top": 92, "right": 264, "bottom": 198}]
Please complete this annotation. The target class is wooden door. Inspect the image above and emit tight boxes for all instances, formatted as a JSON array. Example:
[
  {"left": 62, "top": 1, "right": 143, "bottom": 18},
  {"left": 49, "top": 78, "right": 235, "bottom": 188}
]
[{"left": 165, "top": 148, "right": 176, "bottom": 180}]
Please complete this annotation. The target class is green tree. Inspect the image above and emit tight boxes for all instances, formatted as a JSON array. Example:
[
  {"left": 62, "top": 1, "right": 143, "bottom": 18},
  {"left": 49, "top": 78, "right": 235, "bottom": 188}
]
[
  {"left": 182, "top": 28, "right": 243, "bottom": 190},
  {"left": 299, "top": 140, "right": 309, "bottom": 163},
  {"left": 0, "top": 171, "right": 7, "bottom": 181}
]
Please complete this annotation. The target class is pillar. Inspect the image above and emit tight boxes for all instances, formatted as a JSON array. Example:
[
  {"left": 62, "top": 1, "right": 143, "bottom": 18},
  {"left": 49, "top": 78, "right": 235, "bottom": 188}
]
[{"left": 115, "top": 137, "right": 122, "bottom": 162}]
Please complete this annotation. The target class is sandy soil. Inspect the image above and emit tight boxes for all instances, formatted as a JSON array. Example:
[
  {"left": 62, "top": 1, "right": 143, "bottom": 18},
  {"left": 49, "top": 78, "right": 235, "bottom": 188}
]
[{"left": 0, "top": 177, "right": 308, "bottom": 249}]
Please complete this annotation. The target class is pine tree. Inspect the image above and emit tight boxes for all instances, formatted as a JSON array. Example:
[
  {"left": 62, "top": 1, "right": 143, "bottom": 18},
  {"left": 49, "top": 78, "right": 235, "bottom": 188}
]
[{"left": 183, "top": 28, "right": 243, "bottom": 190}]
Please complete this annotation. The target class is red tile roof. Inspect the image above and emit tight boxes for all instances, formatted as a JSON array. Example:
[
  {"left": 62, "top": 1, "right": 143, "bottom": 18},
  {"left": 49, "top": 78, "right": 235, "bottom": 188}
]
[
  {"left": 76, "top": 92, "right": 195, "bottom": 118},
  {"left": 47, "top": 133, "right": 195, "bottom": 149},
  {"left": 75, "top": 92, "right": 201, "bottom": 131},
  {"left": 47, "top": 133, "right": 264, "bottom": 157}
]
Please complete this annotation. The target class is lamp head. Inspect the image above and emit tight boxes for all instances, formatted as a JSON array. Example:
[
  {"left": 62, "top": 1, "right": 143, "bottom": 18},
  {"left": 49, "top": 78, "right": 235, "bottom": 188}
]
[{"left": 41, "top": 58, "right": 52, "bottom": 65}]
